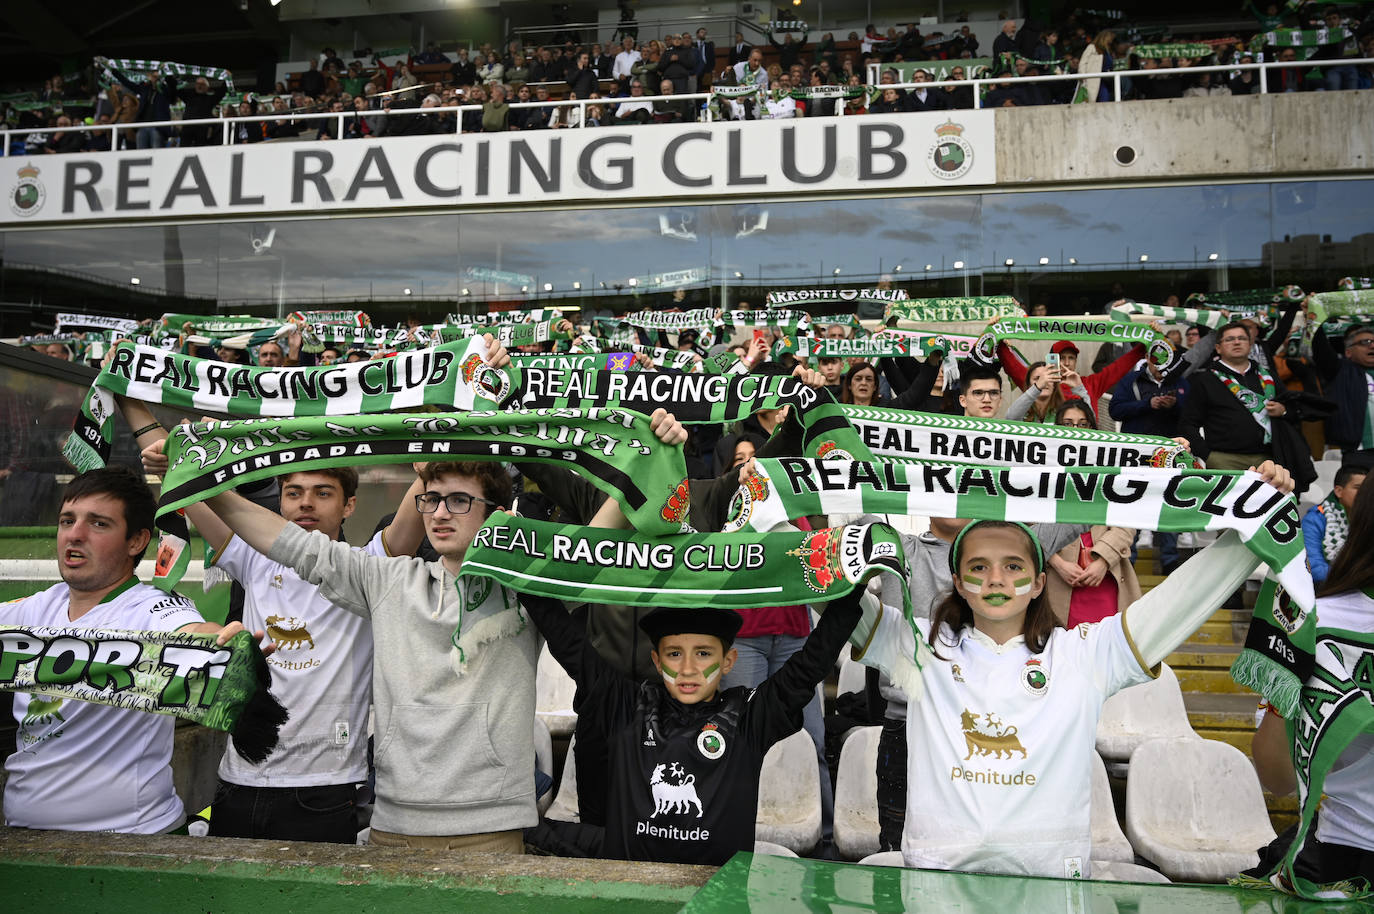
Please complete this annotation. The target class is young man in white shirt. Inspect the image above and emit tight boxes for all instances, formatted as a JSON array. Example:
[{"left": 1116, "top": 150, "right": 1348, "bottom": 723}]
[
  {"left": 128, "top": 394, "right": 428, "bottom": 843},
  {"left": 3, "top": 466, "right": 255, "bottom": 834}
]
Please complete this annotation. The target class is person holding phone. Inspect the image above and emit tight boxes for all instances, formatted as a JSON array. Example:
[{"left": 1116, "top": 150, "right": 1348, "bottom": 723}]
[{"left": 1006, "top": 357, "right": 1089, "bottom": 423}]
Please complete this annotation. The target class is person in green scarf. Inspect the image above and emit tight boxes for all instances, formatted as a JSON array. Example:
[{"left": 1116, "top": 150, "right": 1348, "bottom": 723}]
[{"left": 1301, "top": 464, "right": 1365, "bottom": 584}]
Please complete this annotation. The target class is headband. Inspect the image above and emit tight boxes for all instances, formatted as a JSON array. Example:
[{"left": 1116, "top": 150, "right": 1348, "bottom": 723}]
[{"left": 947, "top": 520, "right": 1046, "bottom": 576}]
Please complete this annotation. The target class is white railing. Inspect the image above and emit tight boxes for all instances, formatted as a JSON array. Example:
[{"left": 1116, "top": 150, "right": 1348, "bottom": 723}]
[{"left": 3, "top": 57, "right": 1370, "bottom": 156}]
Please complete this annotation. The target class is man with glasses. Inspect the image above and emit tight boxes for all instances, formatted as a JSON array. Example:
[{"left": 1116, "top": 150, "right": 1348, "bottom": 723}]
[
  {"left": 615, "top": 79, "right": 654, "bottom": 124},
  {"left": 1310, "top": 322, "right": 1374, "bottom": 470},
  {"left": 1179, "top": 321, "right": 1294, "bottom": 471},
  {"left": 957, "top": 364, "right": 1005, "bottom": 418}
]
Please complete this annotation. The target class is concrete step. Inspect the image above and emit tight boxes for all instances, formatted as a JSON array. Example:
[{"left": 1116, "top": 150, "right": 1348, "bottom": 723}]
[{"left": 1184, "top": 693, "right": 1262, "bottom": 731}]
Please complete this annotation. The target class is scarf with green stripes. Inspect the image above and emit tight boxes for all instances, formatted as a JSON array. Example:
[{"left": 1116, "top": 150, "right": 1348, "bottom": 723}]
[
  {"left": 55, "top": 312, "right": 141, "bottom": 334},
  {"left": 446, "top": 309, "right": 567, "bottom": 326},
  {"left": 1254, "top": 26, "right": 1355, "bottom": 50},
  {"left": 765, "top": 288, "right": 907, "bottom": 310},
  {"left": 1268, "top": 606, "right": 1374, "bottom": 900},
  {"left": 1338, "top": 277, "right": 1372, "bottom": 291},
  {"left": 439, "top": 320, "right": 575, "bottom": 349},
  {"left": 885, "top": 296, "right": 1024, "bottom": 325},
  {"left": 803, "top": 333, "right": 952, "bottom": 361},
  {"left": 157, "top": 409, "right": 692, "bottom": 537},
  {"left": 100, "top": 58, "right": 236, "bottom": 91},
  {"left": 971, "top": 317, "right": 1180, "bottom": 374},
  {"left": 729, "top": 457, "right": 1313, "bottom": 712},
  {"left": 484, "top": 369, "right": 872, "bottom": 460},
  {"left": 839, "top": 405, "right": 1197, "bottom": 469},
  {"left": 1306, "top": 290, "right": 1374, "bottom": 331},
  {"left": 0, "top": 625, "right": 283, "bottom": 762},
  {"left": 61, "top": 337, "right": 491, "bottom": 473},
  {"left": 567, "top": 337, "right": 695, "bottom": 372},
  {"left": 1317, "top": 490, "right": 1350, "bottom": 565},
  {"left": 1110, "top": 300, "right": 1228, "bottom": 329},
  {"left": 1130, "top": 43, "right": 1214, "bottom": 58}
]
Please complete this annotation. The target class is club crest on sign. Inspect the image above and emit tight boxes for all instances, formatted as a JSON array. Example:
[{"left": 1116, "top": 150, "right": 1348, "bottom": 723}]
[
  {"left": 10, "top": 163, "right": 46, "bottom": 217},
  {"left": 927, "top": 121, "right": 974, "bottom": 180}
]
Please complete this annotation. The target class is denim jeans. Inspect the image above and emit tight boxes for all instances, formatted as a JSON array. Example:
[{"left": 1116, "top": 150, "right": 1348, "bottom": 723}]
[
  {"left": 724, "top": 632, "right": 835, "bottom": 842},
  {"left": 135, "top": 126, "right": 165, "bottom": 149},
  {"left": 209, "top": 780, "right": 359, "bottom": 843},
  {"left": 1324, "top": 65, "right": 1359, "bottom": 91}
]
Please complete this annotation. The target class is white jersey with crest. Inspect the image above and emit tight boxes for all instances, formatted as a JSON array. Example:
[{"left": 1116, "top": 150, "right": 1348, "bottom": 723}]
[
  {"left": 4, "top": 579, "right": 204, "bottom": 833},
  {"left": 860, "top": 605, "right": 1151, "bottom": 879},
  {"left": 212, "top": 531, "right": 382, "bottom": 788}
]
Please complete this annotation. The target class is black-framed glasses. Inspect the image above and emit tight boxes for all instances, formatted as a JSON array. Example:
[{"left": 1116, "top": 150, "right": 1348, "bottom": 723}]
[
  {"left": 965, "top": 388, "right": 1002, "bottom": 400},
  {"left": 414, "top": 492, "right": 500, "bottom": 515}
]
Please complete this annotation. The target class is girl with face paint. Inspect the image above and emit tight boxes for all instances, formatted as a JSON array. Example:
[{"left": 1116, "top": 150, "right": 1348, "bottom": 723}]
[{"left": 847, "top": 460, "right": 1297, "bottom": 879}]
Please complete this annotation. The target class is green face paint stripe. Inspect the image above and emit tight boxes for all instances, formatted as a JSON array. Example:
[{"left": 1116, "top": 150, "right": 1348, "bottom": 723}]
[
  {"left": 659, "top": 662, "right": 679, "bottom": 680},
  {"left": 961, "top": 574, "right": 983, "bottom": 585},
  {"left": 1013, "top": 577, "right": 1032, "bottom": 587},
  {"left": 703, "top": 662, "right": 720, "bottom": 681}
]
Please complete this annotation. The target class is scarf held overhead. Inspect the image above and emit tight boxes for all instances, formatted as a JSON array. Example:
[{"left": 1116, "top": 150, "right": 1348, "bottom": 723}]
[
  {"left": 61, "top": 337, "right": 491, "bottom": 473},
  {"left": 973, "top": 317, "right": 1180, "bottom": 374},
  {"left": 157, "top": 409, "right": 691, "bottom": 536}
]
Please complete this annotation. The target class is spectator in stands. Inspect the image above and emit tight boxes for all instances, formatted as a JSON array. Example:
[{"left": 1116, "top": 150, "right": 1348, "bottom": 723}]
[
  {"left": 763, "top": 76, "right": 798, "bottom": 119},
  {"left": 659, "top": 33, "right": 695, "bottom": 95},
  {"left": 299, "top": 59, "right": 325, "bottom": 99},
  {"left": 993, "top": 20, "right": 1018, "bottom": 57},
  {"left": 729, "top": 32, "right": 752, "bottom": 66},
  {"left": 734, "top": 47, "right": 770, "bottom": 89},
  {"left": 944, "top": 65, "right": 975, "bottom": 108},
  {"left": 653, "top": 79, "right": 695, "bottom": 123},
  {"left": 615, "top": 79, "right": 654, "bottom": 124},
  {"left": 584, "top": 100, "right": 607, "bottom": 127},
  {"left": 869, "top": 87, "right": 909, "bottom": 114},
  {"left": 567, "top": 51, "right": 598, "bottom": 99},
  {"left": 769, "top": 28, "right": 810, "bottom": 71},
  {"left": 41, "top": 116, "right": 84, "bottom": 155},
  {"left": 476, "top": 53, "right": 504, "bottom": 85},
  {"left": 228, "top": 99, "right": 262, "bottom": 144},
  {"left": 592, "top": 44, "right": 615, "bottom": 79},
  {"left": 508, "top": 84, "right": 538, "bottom": 129},
  {"left": 1313, "top": 5, "right": 1360, "bottom": 91},
  {"left": 1178, "top": 321, "right": 1299, "bottom": 471},
  {"left": 415, "top": 42, "right": 450, "bottom": 65},
  {"left": 482, "top": 84, "right": 511, "bottom": 132},
  {"left": 1267, "top": 47, "right": 1305, "bottom": 93},
  {"left": 692, "top": 29, "right": 714, "bottom": 92},
  {"left": 1303, "top": 465, "right": 1365, "bottom": 584},
  {"left": 101, "top": 60, "right": 175, "bottom": 149},
  {"left": 267, "top": 96, "right": 298, "bottom": 139},
  {"left": 1229, "top": 53, "right": 1259, "bottom": 94},
  {"left": 613, "top": 36, "right": 641, "bottom": 91},
  {"left": 173, "top": 75, "right": 228, "bottom": 147},
  {"left": 907, "top": 68, "right": 951, "bottom": 111},
  {"left": 322, "top": 47, "right": 345, "bottom": 72},
  {"left": 1184, "top": 71, "right": 1232, "bottom": 97},
  {"left": 1007, "top": 360, "right": 1087, "bottom": 423},
  {"left": 1310, "top": 322, "right": 1374, "bottom": 469},
  {"left": 997, "top": 336, "right": 1141, "bottom": 422},
  {"left": 1135, "top": 56, "right": 1186, "bottom": 99},
  {"left": 1075, "top": 30, "right": 1114, "bottom": 102},
  {"left": 1109, "top": 357, "right": 1189, "bottom": 438},
  {"left": 506, "top": 52, "right": 530, "bottom": 85},
  {"left": 450, "top": 49, "right": 477, "bottom": 86}
]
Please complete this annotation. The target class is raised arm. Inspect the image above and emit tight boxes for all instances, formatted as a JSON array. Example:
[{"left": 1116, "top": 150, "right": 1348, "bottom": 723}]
[
  {"left": 1123, "top": 462, "right": 1293, "bottom": 669},
  {"left": 118, "top": 395, "right": 233, "bottom": 553}
]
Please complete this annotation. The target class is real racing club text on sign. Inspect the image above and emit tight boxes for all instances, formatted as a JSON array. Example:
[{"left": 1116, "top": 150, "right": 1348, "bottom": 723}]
[{"left": 1, "top": 112, "right": 996, "bottom": 224}]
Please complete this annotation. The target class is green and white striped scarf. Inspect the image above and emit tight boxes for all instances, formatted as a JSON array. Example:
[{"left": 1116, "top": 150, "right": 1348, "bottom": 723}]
[
  {"left": 593, "top": 309, "right": 718, "bottom": 336},
  {"left": 1255, "top": 27, "right": 1355, "bottom": 50},
  {"left": 486, "top": 369, "right": 872, "bottom": 461},
  {"left": 1306, "top": 290, "right": 1374, "bottom": 331},
  {"left": 159, "top": 313, "right": 283, "bottom": 344},
  {"left": 461, "top": 513, "right": 909, "bottom": 613},
  {"left": 1268, "top": 613, "right": 1374, "bottom": 900},
  {"left": 730, "top": 458, "right": 1313, "bottom": 708},
  {"left": 440, "top": 320, "right": 575, "bottom": 349},
  {"left": 0, "top": 625, "right": 283, "bottom": 762},
  {"left": 971, "top": 317, "right": 1179, "bottom": 373},
  {"left": 61, "top": 337, "right": 490, "bottom": 473},
  {"left": 1185, "top": 286, "right": 1304, "bottom": 322},
  {"left": 566, "top": 336, "right": 684, "bottom": 370},
  {"left": 1131, "top": 43, "right": 1214, "bottom": 59},
  {"left": 716, "top": 309, "right": 812, "bottom": 341},
  {"left": 1338, "top": 277, "right": 1373, "bottom": 291},
  {"left": 286, "top": 309, "right": 369, "bottom": 327},
  {"left": 1317, "top": 490, "right": 1350, "bottom": 565},
  {"left": 446, "top": 308, "right": 567, "bottom": 326},
  {"left": 100, "top": 58, "right": 236, "bottom": 91},
  {"left": 55, "top": 312, "right": 141, "bottom": 334},
  {"left": 802, "top": 333, "right": 951, "bottom": 361},
  {"left": 765, "top": 289, "right": 907, "bottom": 310},
  {"left": 838, "top": 405, "right": 1197, "bottom": 469},
  {"left": 1110, "top": 300, "right": 1228, "bottom": 329},
  {"left": 885, "top": 296, "right": 1024, "bottom": 325},
  {"left": 157, "top": 409, "right": 692, "bottom": 537}
]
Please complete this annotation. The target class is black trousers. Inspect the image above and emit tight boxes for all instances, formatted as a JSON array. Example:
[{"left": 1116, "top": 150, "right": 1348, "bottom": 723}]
[
  {"left": 876, "top": 716, "right": 907, "bottom": 852},
  {"left": 209, "top": 780, "right": 359, "bottom": 844}
]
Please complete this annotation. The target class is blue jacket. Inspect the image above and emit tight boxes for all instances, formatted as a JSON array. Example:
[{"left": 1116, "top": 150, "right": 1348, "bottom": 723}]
[
  {"left": 1108, "top": 366, "right": 1189, "bottom": 438},
  {"left": 1302, "top": 501, "right": 1334, "bottom": 584}
]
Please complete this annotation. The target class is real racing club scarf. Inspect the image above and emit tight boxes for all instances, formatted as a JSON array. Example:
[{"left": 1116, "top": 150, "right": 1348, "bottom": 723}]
[
  {"left": 970, "top": 316, "right": 1182, "bottom": 376},
  {"left": 61, "top": 337, "right": 492, "bottom": 474}
]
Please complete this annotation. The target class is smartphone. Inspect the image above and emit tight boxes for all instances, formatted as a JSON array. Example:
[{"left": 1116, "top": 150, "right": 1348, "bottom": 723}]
[{"left": 1046, "top": 352, "right": 1060, "bottom": 369}]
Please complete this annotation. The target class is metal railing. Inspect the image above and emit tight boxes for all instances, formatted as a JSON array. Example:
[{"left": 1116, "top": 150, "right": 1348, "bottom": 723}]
[
  {"left": 4, "top": 57, "right": 1371, "bottom": 156},
  {"left": 511, "top": 14, "right": 770, "bottom": 49}
]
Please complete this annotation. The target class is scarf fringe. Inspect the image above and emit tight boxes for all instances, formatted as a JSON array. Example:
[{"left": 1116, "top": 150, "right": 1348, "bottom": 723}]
[
  {"left": 450, "top": 607, "right": 527, "bottom": 678},
  {"left": 1229, "top": 651, "right": 1301, "bottom": 719},
  {"left": 230, "top": 647, "right": 290, "bottom": 763}
]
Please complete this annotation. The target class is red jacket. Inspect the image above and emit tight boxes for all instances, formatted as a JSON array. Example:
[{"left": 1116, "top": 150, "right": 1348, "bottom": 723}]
[{"left": 997, "top": 340, "right": 1145, "bottom": 414}]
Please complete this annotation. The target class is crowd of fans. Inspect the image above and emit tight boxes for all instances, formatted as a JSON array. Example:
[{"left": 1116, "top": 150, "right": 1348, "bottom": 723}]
[{"left": 5, "top": 3, "right": 1373, "bottom": 152}]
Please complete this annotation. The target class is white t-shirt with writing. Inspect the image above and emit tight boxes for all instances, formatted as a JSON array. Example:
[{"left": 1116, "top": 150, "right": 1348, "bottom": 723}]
[
  {"left": 1309, "top": 590, "right": 1374, "bottom": 853},
  {"left": 4, "top": 579, "right": 204, "bottom": 833},
  {"left": 212, "top": 531, "right": 381, "bottom": 788},
  {"left": 861, "top": 605, "right": 1151, "bottom": 878}
]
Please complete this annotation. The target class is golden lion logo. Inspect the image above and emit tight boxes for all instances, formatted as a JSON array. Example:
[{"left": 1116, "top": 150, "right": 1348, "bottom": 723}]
[
  {"left": 960, "top": 708, "right": 1027, "bottom": 760},
  {"left": 265, "top": 615, "right": 315, "bottom": 651}
]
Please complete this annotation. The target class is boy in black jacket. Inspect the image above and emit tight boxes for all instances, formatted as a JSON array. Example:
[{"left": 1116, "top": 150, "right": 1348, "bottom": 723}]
[{"left": 523, "top": 596, "right": 861, "bottom": 864}]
